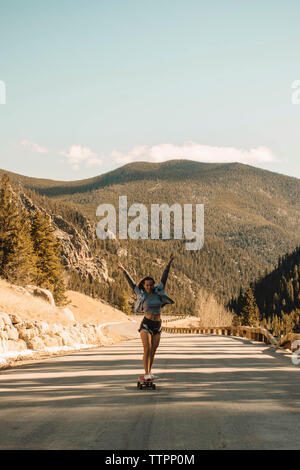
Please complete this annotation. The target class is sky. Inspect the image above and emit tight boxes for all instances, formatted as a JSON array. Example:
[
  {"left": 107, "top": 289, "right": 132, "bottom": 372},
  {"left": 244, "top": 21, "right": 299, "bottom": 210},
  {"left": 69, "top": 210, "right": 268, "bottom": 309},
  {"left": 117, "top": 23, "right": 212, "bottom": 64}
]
[{"left": 1, "top": 0, "right": 300, "bottom": 181}]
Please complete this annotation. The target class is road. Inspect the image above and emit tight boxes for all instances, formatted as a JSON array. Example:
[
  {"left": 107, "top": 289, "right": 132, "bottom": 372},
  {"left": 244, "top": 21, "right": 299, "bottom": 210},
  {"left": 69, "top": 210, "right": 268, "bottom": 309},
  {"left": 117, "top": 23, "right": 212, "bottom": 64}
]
[{"left": 0, "top": 333, "right": 300, "bottom": 450}]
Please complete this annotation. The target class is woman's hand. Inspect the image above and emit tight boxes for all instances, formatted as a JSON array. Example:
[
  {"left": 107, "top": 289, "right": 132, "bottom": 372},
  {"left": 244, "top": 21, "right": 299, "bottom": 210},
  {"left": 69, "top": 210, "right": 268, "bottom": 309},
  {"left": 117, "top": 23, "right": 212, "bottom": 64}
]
[{"left": 117, "top": 261, "right": 124, "bottom": 270}]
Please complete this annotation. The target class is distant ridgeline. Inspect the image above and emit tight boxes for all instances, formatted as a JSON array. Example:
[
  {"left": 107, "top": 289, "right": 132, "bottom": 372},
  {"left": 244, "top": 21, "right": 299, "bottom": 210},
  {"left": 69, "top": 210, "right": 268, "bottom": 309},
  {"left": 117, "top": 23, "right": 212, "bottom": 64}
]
[{"left": 1, "top": 160, "right": 300, "bottom": 316}]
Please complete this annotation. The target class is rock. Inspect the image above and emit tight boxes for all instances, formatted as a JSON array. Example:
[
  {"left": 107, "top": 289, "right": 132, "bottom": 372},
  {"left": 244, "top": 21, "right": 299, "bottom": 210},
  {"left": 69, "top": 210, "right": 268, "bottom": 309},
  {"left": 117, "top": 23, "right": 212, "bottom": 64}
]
[
  {"left": 24, "top": 321, "right": 36, "bottom": 329},
  {"left": 58, "top": 331, "right": 74, "bottom": 347},
  {"left": 51, "top": 215, "right": 113, "bottom": 283},
  {"left": 60, "top": 307, "right": 75, "bottom": 322},
  {"left": 94, "top": 256, "right": 112, "bottom": 282},
  {"left": 0, "top": 312, "right": 12, "bottom": 326},
  {"left": 0, "top": 307, "right": 124, "bottom": 358},
  {"left": 4, "top": 325, "right": 19, "bottom": 341},
  {"left": 9, "top": 314, "right": 23, "bottom": 324},
  {"left": 6, "top": 339, "right": 27, "bottom": 351},
  {"left": 40, "top": 334, "right": 60, "bottom": 348},
  {"left": 53, "top": 334, "right": 64, "bottom": 346},
  {"left": 51, "top": 324, "right": 63, "bottom": 334},
  {"left": 34, "top": 321, "right": 50, "bottom": 334},
  {"left": 27, "top": 336, "right": 45, "bottom": 350},
  {"left": 0, "top": 339, "right": 27, "bottom": 352},
  {"left": 25, "top": 285, "right": 56, "bottom": 306},
  {"left": 18, "top": 328, "right": 37, "bottom": 342},
  {"left": 95, "top": 325, "right": 112, "bottom": 345},
  {"left": 69, "top": 329, "right": 84, "bottom": 344},
  {"left": 0, "top": 331, "right": 9, "bottom": 341},
  {"left": 7, "top": 284, "right": 31, "bottom": 296}
]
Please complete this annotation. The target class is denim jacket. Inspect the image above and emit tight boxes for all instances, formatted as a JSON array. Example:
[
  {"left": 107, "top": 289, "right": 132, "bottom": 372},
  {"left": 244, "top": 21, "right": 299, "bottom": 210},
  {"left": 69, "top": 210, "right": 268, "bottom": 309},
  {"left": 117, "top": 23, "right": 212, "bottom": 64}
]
[{"left": 122, "top": 263, "right": 175, "bottom": 313}]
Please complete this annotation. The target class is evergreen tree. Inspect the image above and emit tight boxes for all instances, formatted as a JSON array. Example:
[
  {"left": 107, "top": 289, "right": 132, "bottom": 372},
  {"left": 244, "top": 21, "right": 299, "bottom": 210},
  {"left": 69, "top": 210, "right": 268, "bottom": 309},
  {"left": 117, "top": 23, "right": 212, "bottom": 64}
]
[
  {"left": 292, "top": 309, "right": 300, "bottom": 333},
  {"left": 116, "top": 290, "right": 133, "bottom": 314},
  {"left": 271, "top": 315, "right": 281, "bottom": 337},
  {"left": 30, "top": 208, "right": 67, "bottom": 305},
  {"left": 232, "top": 312, "right": 242, "bottom": 326},
  {"left": 240, "top": 287, "right": 260, "bottom": 326},
  {"left": 0, "top": 174, "right": 36, "bottom": 285},
  {"left": 281, "top": 312, "right": 294, "bottom": 335}
]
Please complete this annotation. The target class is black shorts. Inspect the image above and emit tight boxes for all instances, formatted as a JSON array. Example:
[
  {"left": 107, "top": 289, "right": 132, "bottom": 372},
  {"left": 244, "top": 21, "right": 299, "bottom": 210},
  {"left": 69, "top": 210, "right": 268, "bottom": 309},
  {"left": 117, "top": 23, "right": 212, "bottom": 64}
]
[{"left": 138, "top": 316, "right": 162, "bottom": 336}]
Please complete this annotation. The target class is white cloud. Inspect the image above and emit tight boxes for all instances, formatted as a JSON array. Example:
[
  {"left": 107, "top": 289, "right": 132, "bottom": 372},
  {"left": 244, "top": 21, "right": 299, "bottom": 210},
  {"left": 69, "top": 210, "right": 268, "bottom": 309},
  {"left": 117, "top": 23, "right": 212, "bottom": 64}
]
[
  {"left": 60, "top": 141, "right": 279, "bottom": 171},
  {"left": 20, "top": 139, "right": 48, "bottom": 153},
  {"left": 60, "top": 145, "right": 103, "bottom": 171},
  {"left": 109, "top": 141, "right": 279, "bottom": 165}
]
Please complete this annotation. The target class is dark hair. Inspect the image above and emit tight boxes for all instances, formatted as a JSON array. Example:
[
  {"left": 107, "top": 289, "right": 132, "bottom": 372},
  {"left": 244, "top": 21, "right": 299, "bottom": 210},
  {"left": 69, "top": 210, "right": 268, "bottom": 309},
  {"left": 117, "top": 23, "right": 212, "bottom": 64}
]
[{"left": 138, "top": 276, "right": 155, "bottom": 291}]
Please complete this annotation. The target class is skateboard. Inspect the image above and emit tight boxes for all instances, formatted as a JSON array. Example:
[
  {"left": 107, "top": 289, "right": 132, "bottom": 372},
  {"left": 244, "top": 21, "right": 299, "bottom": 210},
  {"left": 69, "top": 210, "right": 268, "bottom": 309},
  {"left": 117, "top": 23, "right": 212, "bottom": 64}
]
[{"left": 137, "top": 375, "right": 156, "bottom": 390}]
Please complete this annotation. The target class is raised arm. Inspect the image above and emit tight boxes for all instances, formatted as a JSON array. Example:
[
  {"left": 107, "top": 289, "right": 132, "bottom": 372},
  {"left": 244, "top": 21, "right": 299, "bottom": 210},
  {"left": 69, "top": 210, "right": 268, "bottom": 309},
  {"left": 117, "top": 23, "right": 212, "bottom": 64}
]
[
  {"left": 160, "top": 254, "right": 174, "bottom": 288},
  {"left": 118, "top": 261, "right": 141, "bottom": 295}
]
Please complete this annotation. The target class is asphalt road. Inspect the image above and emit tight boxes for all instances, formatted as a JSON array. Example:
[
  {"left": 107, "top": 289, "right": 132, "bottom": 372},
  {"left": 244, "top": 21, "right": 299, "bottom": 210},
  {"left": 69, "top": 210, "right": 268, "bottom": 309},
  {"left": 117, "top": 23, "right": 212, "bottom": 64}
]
[{"left": 0, "top": 333, "right": 299, "bottom": 450}]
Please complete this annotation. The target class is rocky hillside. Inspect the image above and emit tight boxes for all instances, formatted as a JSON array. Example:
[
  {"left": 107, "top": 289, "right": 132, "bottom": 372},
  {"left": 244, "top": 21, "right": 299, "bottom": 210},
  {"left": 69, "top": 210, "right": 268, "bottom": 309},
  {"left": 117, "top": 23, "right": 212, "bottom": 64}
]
[{"left": 19, "top": 191, "right": 113, "bottom": 285}]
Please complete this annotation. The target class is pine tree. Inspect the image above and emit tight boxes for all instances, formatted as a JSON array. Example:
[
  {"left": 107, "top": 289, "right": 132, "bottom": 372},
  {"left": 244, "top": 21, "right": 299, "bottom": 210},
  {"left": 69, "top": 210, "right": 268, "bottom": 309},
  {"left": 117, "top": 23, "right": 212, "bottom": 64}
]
[
  {"left": 30, "top": 208, "right": 68, "bottom": 306},
  {"left": 240, "top": 287, "right": 261, "bottom": 326},
  {"left": 0, "top": 174, "right": 36, "bottom": 285},
  {"left": 117, "top": 289, "right": 133, "bottom": 315},
  {"left": 281, "top": 312, "right": 294, "bottom": 335},
  {"left": 261, "top": 317, "right": 267, "bottom": 330},
  {"left": 232, "top": 312, "right": 242, "bottom": 326},
  {"left": 271, "top": 315, "right": 281, "bottom": 337},
  {"left": 292, "top": 309, "right": 300, "bottom": 333}
]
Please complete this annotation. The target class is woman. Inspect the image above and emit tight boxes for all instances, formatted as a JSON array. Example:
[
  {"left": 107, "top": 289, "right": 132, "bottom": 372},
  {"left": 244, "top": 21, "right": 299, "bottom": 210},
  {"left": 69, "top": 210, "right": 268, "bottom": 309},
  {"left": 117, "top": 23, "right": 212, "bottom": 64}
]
[{"left": 118, "top": 254, "right": 175, "bottom": 381}]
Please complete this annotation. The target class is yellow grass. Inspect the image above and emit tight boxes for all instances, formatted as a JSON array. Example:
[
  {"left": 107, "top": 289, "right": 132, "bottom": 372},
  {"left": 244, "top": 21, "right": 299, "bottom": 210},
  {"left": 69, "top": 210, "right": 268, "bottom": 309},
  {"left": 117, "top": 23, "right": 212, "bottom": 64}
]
[
  {"left": 0, "top": 278, "right": 129, "bottom": 326},
  {"left": 65, "top": 290, "right": 129, "bottom": 325}
]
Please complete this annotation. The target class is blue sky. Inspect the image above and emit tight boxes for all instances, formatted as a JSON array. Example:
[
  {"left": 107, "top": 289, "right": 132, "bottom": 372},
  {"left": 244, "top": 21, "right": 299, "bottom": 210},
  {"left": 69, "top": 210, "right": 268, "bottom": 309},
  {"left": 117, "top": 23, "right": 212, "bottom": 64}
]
[{"left": 1, "top": 0, "right": 300, "bottom": 181}]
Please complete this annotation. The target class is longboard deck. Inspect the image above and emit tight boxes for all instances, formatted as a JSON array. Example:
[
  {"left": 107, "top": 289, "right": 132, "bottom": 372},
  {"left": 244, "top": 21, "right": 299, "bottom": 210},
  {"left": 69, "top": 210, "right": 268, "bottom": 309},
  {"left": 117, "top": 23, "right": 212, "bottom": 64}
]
[{"left": 137, "top": 376, "right": 156, "bottom": 390}]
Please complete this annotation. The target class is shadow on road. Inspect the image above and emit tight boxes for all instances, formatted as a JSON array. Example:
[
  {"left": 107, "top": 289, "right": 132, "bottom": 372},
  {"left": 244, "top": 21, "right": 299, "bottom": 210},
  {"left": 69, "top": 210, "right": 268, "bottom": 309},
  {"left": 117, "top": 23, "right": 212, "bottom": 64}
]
[{"left": 0, "top": 334, "right": 299, "bottom": 410}]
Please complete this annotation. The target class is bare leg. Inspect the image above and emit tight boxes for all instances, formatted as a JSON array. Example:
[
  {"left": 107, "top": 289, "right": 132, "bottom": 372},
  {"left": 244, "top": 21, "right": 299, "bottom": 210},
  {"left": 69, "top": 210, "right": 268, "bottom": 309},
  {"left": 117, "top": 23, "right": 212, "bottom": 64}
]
[
  {"left": 149, "top": 332, "right": 161, "bottom": 373},
  {"left": 140, "top": 330, "right": 152, "bottom": 375}
]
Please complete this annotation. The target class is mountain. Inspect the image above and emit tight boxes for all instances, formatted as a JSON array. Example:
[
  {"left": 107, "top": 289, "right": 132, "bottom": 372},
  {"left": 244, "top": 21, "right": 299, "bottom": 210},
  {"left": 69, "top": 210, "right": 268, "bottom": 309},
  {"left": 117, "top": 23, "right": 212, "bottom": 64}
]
[
  {"left": 1, "top": 161, "right": 239, "bottom": 195},
  {"left": 1, "top": 160, "right": 300, "bottom": 311},
  {"left": 229, "top": 245, "right": 300, "bottom": 318}
]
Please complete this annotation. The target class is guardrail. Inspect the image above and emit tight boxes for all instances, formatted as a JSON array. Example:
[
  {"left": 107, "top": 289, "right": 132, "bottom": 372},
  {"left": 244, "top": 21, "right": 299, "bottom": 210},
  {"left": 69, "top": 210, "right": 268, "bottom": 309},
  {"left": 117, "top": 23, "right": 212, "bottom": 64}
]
[
  {"left": 162, "top": 325, "right": 278, "bottom": 346},
  {"left": 161, "top": 315, "right": 187, "bottom": 323},
  {"left": 129, "top": 315, "right": 300, "bottom": 351}
]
